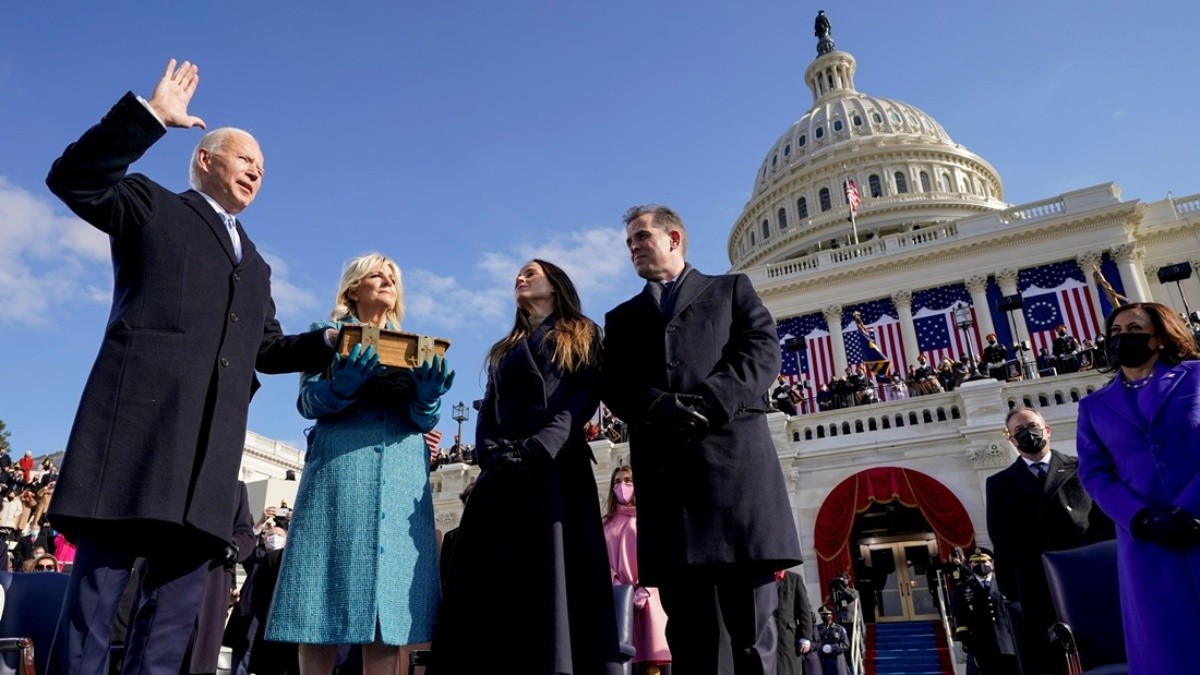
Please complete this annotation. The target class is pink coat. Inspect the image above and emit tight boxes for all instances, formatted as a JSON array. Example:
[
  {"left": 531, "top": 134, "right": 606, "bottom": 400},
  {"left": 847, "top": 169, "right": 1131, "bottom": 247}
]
[
  {"left": 604, "top": 505, "right": 671, "bottom": 663},
  {"left": 53, "top": 533, "right": 76, "bottom": 566}
]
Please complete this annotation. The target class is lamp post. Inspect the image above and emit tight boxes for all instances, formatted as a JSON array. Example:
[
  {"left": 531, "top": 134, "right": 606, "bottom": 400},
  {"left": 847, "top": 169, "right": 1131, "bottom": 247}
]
[
  {"left": 451, "top": 401, "right": 469, "bottom": 447},
  {"left": 953, "top": 302, "right": 983, "bottom": 381}
]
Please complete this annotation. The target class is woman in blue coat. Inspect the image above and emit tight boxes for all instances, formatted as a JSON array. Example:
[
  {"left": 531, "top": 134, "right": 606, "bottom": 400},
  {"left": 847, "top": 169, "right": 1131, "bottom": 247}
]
[
  {"left": 1076, "top": 302, "right": 1200, "bottom": 674},
  {"left": 431, "top": 259, "right": 621, "bottom": 675},
  {"left": 266, "top": 253, "right": 454, "bottom": 675}
]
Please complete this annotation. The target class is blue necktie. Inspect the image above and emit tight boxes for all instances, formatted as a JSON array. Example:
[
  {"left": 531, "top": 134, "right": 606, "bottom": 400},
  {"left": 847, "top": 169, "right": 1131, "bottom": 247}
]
[{"left": 220, "top": 212, "right": 243, "bottom": 263}]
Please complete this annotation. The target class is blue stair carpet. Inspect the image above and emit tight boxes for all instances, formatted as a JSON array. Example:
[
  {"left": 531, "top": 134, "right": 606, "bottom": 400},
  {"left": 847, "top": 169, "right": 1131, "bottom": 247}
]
[{"left": 864, "top": 621, "right": 953, "bottom": 675}]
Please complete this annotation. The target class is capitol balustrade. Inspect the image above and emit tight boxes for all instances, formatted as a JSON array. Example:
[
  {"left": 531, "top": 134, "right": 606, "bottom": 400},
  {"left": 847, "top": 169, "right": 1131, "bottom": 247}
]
[
  {"left": 747, "top": 190, "right": 1095, "bottom": 286},
  {"left": 241, "top": 429, "right": 305, "bottom": 480},
  {"left": 1171, "top": 192, "right": 1200, "bottom": 216},
  {"left": 785, "top": 370, "right": 1107, "bottom": 449},
  {"left": 758, "top": 221, "right": 961, "bottom": 281}
]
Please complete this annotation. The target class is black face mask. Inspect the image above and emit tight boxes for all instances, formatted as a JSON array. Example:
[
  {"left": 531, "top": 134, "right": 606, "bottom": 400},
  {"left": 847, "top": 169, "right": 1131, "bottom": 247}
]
[
  {"left": 1107, "top": 333, "right": 1157, "bottom": 368},
  {"left": 1012, "top": 426, "right": 1047, "bottom": 455},
  {"left": 972, "top": 563, "right": 993, "bottom": 577}
]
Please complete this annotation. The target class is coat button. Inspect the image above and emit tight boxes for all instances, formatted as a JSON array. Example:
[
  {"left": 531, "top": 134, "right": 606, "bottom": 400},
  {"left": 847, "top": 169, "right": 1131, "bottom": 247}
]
[
  {"left": 381, "top": 512, "right": 386, "bottom": 520},
  {"left": 230, "top": 312, "right": 239, "bottom": 323},
  {"left": 666, "top": 325, "right": 676, "bottom": 332},
  {"left": 220, "top": 356, "right": 230, "bottom": 367},
  {"left": 668, "top": 360, "right": 680, "bottom": 368},
  {"left": 233, "top": 272, "right": 242, "bottom": 282}
]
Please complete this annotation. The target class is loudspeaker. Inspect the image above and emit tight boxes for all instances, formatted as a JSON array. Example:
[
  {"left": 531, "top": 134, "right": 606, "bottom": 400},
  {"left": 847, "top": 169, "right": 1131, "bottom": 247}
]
[
  {"left": 1157, "top": 262, "right": 1194, "bottom": 283},
  {"left": 781, "top": 337, "right": 807, "bottom": 352},
  {"left": 998, "top": 294, "right": 1024, "bottom": 311}
]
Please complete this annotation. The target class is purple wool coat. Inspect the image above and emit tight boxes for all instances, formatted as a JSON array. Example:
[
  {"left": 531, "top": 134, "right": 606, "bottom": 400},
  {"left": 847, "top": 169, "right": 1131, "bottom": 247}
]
[{"left": 1076, "top": 359, "right": 1200, "bottom": 674}]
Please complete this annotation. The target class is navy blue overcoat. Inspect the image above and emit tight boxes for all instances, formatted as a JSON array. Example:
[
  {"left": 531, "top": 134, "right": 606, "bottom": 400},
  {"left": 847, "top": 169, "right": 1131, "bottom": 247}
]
[{"left": 45, "top": 93, "right": 330, "bottom": 549}]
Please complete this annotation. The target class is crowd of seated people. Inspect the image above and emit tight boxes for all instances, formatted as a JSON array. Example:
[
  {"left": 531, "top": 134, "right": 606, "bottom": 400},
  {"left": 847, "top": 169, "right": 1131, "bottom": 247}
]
[{"left": 772, "top": 335, "right": 1115, "bottom": 416}]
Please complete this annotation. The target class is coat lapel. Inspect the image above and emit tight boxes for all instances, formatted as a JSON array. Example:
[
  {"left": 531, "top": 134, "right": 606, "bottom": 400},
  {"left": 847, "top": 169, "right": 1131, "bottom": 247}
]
[
  {"left": 182, "top": 190, "right": 238, "bottom": 266},
  {"left": 668, "top": 267, "right": 714, "bottom": 321},
  {"left": 1090, "top": 377, "right": 1143, "bottom": 431},
  {"left": 1148, "top": 362, "right": 1189, "bottom": 426},
  {"left": 1042, "top": 450, "right": 1075, "bottom": 498}
]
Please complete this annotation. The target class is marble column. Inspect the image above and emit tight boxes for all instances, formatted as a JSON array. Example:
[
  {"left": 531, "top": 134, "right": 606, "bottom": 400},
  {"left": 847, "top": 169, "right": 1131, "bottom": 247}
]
[
  {"left": 1113, "top": 243, "right": 1153, "bottom": 303},
  {"left": 965, "top": 275, "right": 997, "bottom": 340},
  {"left": 823, "top": 304, "right": 848, "bottom": 375},
  {"left": 995, "top": 268, "right": 1033, "bottom": 349},
  {"left": 1075, "top": 251, "right": 1108, "bottom": 331},
  {"left": 891, "top": 289, "right": 921, "bottom": 369}
]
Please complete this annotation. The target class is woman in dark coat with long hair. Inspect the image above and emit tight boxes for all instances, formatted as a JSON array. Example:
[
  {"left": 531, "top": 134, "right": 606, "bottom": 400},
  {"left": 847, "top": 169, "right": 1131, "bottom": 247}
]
[{"left": 431, "top": 259, "right": 621, "bottom": 675}]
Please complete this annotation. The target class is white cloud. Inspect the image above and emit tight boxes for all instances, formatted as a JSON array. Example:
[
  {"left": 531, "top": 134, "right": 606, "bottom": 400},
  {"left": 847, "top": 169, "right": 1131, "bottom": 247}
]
[
  {"left": 405, "top": 226, "right": 632, "bottom": 332},
  {"left": 0, "top": 175, "right": 320, "bottom": 328},
  {"left": 259, "top": 250, "right": 321, "bottom": 323},
  {"left": 0, "top": 177, "right": 110, "bottom": 322}
]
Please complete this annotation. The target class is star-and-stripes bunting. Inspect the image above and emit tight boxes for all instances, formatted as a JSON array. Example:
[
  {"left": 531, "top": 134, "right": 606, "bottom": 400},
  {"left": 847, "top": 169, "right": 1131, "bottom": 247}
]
[
  {"left": 842, "top": 298, "right": 907, "bottom": 383},
  {"left": 1019, "top": 260, "right": 1102, "bottom": 354},
  {"left": 778, "top": 312, "right": 833, "bottom": 405},
  {"left": 912, "top": 283, "right": 980, "bottom": 366},
  {"left": 424, "top": 429, "right": 443, "bottom": 463}
]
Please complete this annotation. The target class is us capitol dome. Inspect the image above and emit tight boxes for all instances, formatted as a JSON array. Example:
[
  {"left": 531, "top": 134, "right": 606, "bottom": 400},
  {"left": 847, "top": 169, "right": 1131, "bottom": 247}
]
[{"left": 729, "top": 18, "right": 1007, "bottom": 271}]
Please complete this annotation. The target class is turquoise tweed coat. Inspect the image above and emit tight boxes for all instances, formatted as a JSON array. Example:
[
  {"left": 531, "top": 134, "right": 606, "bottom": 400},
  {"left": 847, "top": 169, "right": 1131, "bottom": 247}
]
[{"left": 266, "top": 319, "right": 441, "bottom": 645}]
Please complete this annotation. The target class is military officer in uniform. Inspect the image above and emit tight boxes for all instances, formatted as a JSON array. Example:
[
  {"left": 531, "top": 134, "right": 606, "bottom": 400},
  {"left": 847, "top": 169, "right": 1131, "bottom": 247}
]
[
  {"left": 981, "top": 334, "right": 1010, "bottom": 381},
  {"left": 1052, "top": 324, "right": 1080, "bottom": 374},
  {"left": 953, "top": 551, "right": 1017, "bottom": 675},
  {"left": 815, "top": 606, "right": 849, "bottom": 675}
]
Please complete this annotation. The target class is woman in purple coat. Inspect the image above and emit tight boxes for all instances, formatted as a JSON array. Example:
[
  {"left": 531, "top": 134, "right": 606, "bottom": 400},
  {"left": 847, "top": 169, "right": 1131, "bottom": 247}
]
[{"left": 1076, "top": 302, "right": 1200, "bottom": 674}]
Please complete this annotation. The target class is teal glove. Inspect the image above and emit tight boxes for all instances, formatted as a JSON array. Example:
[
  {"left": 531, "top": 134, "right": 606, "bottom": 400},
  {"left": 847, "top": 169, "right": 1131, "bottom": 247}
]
[
  {"left": 330, "top": 344, "right": 383, "bottom": 398},
  {"left": 411, "top": 354, "right": 455, "bottom": 404}
]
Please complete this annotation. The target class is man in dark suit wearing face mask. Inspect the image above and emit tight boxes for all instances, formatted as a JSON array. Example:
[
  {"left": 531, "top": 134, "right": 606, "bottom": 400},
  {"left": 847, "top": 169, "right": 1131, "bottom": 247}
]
[{"left": 985, "top": 408, "right": 1114, "bottom": 674}]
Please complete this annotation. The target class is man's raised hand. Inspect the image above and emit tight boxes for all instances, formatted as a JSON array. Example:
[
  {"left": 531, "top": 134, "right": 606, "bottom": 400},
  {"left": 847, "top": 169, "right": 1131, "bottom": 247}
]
[{"left": 147, "top": 59, "right": 206, "bottom": 129}]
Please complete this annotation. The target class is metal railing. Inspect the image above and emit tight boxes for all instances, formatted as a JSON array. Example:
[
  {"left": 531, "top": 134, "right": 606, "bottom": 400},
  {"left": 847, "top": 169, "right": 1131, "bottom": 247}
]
[{"left": 936, "top": 571, "right": 967, "bottom": 675}]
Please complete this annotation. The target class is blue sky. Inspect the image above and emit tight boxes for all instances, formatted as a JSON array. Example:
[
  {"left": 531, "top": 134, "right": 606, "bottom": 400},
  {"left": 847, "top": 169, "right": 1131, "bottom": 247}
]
[{"left": 2, "top": 2, "right": 1198, "bottom": 455}]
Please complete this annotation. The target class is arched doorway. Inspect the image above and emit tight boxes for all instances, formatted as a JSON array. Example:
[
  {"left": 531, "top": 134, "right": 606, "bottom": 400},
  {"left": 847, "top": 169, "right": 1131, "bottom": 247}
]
[{"left": 813, "top": 467, "right": 976, "bottom": 622}]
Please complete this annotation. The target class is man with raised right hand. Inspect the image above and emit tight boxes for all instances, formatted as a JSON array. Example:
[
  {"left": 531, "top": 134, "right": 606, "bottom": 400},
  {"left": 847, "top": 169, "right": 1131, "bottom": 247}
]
[{"left": 45, "top": 60, "right": 333, "bottom": 674}]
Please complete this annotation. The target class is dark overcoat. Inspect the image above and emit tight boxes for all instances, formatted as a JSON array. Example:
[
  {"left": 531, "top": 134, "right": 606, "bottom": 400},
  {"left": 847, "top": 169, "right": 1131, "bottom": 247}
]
[
  {"left": 44, "top": 93, "right": 330, "bottom": 550},
  {"left": 601, "top": 268, "right": 801, "bottom": 583},
  {"left": 985, "top": 447, "right": 1113, "bottom": 666},
  {"left": 431, "top": 317, "right": 621, "bottom": 675},
  {"left": 1076, "top": 360, "right": 1200, "bottom": 675},
  {"left": 774, "top": 571, "right": 815, "bottom": 675}
]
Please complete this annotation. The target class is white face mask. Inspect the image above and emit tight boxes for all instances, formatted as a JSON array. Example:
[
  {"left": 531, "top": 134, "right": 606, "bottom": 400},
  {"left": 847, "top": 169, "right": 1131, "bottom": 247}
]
[{"left": 265, "top": 534, "right": 286, "bottom": 551}]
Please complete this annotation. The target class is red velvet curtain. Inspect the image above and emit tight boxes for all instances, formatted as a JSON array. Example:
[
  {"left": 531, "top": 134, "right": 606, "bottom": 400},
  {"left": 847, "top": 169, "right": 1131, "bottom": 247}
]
[{"left": 813, "top": 467, "right": 976, "bottom": 596}]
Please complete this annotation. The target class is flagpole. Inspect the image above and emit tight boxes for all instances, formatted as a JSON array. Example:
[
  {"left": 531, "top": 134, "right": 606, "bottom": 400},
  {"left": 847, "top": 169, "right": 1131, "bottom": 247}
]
[{"left": 843, "top": 165, "right": 859, "bottom": 246}]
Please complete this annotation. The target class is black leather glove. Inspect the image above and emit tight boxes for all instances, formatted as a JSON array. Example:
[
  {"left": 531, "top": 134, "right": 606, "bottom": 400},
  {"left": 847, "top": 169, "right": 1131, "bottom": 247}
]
[
  {"left": 1132, "top": 506, "right": 1200, "bottom": 548},
  {"left": 649, "top": 394, "right": 710, "bottom": 437},
  {"left": 479, "top": 438, "right": 541, "bottom": 470}
]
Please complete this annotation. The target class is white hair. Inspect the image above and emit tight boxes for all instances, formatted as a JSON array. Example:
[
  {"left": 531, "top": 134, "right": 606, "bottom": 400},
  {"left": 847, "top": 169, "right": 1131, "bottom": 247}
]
[{"left": 188, "top": 127, "right": 257, "bottom": 190}]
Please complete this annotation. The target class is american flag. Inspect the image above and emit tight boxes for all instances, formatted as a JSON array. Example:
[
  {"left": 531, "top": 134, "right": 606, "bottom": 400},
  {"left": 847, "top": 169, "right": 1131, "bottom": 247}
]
[
  {"left": 777, "top": 312, "right": 834, "bottom": 407},
  {"left": 1019, "top": 261, "right": 1102, "bottom": 354},
  {"left": 424, "top": 429, "right": 443, "bottom": 463},
  {"left": 912, "top": 283, "right": 981, "bottom": 366},
  {"left": 844, "top": 178, "right": 861, "bottom": 214}
]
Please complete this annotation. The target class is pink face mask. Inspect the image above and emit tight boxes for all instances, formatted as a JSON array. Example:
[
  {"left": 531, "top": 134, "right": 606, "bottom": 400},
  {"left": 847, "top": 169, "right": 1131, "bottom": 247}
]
[{"left": 613, "top": 482, "right": 634, "bottom": 504}]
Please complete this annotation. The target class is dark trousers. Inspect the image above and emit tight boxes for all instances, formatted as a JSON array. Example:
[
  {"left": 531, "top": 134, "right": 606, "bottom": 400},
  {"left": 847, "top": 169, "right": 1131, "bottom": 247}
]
[
  {"left": 658, "top": 570, "right": 778, "bottom": 675},
  {"left": 48, "top": 533, "right": 212, "bottom": 675}
]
